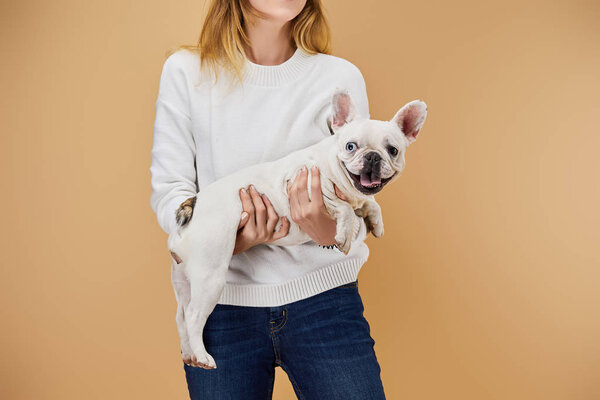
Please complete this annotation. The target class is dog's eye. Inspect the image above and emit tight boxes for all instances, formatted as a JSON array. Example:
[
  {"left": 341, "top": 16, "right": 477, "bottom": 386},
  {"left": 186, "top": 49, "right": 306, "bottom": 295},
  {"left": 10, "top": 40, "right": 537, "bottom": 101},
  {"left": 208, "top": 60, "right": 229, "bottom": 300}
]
[
  {"left": 387, "top": 146, "right": 398, "bottom": 157},
  {"left": 345, "top": 142, "right": 357, "bottom": 152}
]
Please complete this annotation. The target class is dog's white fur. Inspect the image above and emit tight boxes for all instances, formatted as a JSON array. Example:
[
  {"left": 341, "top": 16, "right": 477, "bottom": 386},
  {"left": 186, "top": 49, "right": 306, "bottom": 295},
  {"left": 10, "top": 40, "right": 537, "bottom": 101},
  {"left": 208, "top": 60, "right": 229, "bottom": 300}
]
[{"left": 168, "top": 88, "right": 427, "bottom": 368}]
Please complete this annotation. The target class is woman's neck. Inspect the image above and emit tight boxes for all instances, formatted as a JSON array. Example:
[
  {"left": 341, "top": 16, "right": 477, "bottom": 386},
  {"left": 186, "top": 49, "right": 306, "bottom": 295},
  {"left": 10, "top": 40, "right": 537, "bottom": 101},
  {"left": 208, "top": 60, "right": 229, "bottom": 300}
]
[{"left": 243, "top": 19, "right": 295, "bottom": 66}]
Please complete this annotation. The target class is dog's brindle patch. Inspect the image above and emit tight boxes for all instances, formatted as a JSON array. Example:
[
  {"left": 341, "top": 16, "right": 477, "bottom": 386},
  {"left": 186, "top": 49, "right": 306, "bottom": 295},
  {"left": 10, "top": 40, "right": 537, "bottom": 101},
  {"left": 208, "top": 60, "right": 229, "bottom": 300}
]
[
  {"left": 175, "top": 196, "right": 197, "bottom": 227},
  {"left": 170, "top": 251, "right": 183, "bottom": 264},
  {"left": 170, "top": 196, "right": 197, "bottom": 264}
]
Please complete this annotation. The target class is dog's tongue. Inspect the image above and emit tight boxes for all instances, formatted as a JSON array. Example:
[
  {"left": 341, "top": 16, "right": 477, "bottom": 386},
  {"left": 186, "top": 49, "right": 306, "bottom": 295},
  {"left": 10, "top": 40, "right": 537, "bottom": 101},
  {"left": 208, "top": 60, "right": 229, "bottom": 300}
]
[{"left": 360, "top": 173, "right": 381, "bottom": 187}]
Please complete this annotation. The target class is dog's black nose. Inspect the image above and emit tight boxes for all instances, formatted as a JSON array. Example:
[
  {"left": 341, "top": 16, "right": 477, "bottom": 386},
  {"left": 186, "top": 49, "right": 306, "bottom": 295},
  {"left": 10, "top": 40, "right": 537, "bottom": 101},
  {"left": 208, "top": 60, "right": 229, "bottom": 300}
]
[{"left": 364, "top": 152, "right": 381, "bottom": 165}]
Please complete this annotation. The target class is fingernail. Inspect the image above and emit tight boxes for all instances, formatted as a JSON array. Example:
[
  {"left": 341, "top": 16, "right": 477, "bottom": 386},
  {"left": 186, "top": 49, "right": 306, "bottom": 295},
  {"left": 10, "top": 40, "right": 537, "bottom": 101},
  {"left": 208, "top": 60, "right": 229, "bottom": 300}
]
[
  {"left": 301, "top": 166, "right": 306, "bottom": 171},
  {"left": 249, "top": 184, "right": 255, "bottom": 191},
  {"left": 240, "top": 188, "right": 246, "bottom": 193},
  {"left": 312, "top": 165, "right": 318, "bottom": 171},
  {"left": 241, "top": 212, "right": 248, "bottom": 220}
]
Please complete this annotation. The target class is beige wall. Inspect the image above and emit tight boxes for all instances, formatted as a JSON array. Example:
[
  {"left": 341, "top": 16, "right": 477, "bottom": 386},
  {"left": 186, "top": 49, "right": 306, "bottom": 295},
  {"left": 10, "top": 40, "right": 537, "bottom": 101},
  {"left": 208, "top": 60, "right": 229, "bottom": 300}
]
[{"left": 1, "top": 0, "right": 599, "bottom": 399}]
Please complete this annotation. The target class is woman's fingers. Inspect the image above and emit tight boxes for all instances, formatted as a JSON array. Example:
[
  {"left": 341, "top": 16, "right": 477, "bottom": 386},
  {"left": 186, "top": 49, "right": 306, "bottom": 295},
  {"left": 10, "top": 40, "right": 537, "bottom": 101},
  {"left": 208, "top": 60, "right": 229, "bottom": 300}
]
[
  {"left": 238, "top": 211, "right": 249, "bottom": 230},
  {"left": 261, "top": 192, "right": 291, "bottom": 242},
  {"left": 270, "top": 216, "right": 290, "bottom": 241},
  {"left": 237, "top": 184, "right": 291, "bottom": 246},
  {"left": 249, "top": 185, "right": 266, "bottom": 235},
  {"left": 239, "top": 187, "right": 256, "bottom": 228},
  {"left": 296, "top": 167, "right": 310, "bottom": 205},
  {"left": 287, "top": 167, "right": 310, "bottom": 223},
  {"left": 310, "top": 166, "right": 324, "bottom": 206},
  {"left": 262, "top": 194, "right": 279, "bottom": 234}
]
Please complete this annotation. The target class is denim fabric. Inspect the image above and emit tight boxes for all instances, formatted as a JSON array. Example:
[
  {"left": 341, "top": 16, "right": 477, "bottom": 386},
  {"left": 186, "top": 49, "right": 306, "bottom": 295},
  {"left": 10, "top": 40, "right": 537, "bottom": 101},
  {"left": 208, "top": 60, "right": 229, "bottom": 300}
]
[{"left": 183, "top": 280, "right": 386, "bottom": 399}]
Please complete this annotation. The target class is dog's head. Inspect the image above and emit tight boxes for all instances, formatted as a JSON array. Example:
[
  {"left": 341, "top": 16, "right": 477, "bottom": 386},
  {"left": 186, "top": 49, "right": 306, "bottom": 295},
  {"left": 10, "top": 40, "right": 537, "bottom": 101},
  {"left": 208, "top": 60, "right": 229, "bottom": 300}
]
[{"left": 330, "top": 88, "right": 427, "bottom": 196}]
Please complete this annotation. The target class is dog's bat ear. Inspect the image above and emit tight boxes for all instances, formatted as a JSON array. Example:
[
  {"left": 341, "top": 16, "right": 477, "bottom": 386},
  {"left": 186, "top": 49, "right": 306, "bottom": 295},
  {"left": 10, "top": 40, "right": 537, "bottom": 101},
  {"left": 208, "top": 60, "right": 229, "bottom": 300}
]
[
  {"left": 330, "top": 88, "right": 357, "bottom": 131},
  {"left": 391, "top": 100, "right": 428, "bottom": 144}
]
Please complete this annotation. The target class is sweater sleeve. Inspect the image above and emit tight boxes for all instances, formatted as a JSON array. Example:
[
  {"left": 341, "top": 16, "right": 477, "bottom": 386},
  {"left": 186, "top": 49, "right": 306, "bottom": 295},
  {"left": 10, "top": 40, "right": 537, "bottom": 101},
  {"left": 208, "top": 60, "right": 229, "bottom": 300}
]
[
  {"left": 348, "top": 65, "right": 371, "bottom": 121},
  {"left": 149, "top": 52, "right": 198, "bottom": 236}
]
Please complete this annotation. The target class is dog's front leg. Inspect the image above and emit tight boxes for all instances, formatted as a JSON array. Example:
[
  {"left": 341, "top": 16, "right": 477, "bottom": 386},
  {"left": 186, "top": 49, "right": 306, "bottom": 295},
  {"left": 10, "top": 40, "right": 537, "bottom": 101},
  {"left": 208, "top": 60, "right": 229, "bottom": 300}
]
[
  {"left": 334, "top": 204, "right": 357, "bottom": 255},
  {"left": 358, "top": 199, "right": 384, "bottom": 238}
]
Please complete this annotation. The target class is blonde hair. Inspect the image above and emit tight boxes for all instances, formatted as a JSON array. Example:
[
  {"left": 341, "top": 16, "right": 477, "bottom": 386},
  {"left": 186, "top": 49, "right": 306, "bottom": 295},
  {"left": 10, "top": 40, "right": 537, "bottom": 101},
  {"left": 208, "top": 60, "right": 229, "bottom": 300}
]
[{"left": 166, "top": 0, "right": 331, "bottom": 88}]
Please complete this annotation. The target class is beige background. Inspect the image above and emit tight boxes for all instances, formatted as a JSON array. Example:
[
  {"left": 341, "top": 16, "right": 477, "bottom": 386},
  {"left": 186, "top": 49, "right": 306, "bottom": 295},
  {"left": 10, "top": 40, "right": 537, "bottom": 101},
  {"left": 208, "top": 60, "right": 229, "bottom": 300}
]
[{"left": 1, "top": 0, "right": 599, "bottom": 399}]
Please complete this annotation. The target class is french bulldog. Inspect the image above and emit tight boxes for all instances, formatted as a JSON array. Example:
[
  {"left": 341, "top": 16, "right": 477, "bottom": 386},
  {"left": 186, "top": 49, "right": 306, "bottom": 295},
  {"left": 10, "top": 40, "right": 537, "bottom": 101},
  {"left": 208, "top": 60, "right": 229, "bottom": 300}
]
[{"left": 167, "top": 88, "right": 427, "bottom": 368}]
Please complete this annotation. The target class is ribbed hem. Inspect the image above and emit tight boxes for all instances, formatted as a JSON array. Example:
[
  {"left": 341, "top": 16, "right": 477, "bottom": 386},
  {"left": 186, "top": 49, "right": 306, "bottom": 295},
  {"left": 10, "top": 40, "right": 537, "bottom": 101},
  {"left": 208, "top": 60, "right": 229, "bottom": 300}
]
[
  {"left": 242, "top": 47, "right": 317, "bottom": 87},
  {"left": 218, "top": 256, "right": 367, "bottom": 307}
]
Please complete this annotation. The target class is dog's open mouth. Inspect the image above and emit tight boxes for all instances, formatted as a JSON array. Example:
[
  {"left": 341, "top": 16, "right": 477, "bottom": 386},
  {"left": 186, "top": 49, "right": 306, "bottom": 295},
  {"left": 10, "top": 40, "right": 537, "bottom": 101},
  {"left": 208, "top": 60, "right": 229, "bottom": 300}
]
[{"left": 343, "top": 166, "right": 394, "bottom": 195}]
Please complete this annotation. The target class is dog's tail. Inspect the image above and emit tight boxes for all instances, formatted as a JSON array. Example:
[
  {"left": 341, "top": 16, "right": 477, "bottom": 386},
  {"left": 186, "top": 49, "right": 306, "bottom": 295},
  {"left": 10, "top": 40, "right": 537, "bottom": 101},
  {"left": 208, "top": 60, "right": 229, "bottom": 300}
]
[
  {"left": 168, "top": 195, "right": 197, "bottom": 264},
  {"left": 175, "top": 196, "right": 197, "bottom": 228}
]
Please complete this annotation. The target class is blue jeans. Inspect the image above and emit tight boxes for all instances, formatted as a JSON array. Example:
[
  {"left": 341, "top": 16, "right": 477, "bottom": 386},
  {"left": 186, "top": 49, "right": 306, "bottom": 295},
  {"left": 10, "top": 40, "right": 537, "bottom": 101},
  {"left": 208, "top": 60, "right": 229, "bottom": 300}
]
[{"left": 183, "top": 280, "right": 386, "bottom": 399}]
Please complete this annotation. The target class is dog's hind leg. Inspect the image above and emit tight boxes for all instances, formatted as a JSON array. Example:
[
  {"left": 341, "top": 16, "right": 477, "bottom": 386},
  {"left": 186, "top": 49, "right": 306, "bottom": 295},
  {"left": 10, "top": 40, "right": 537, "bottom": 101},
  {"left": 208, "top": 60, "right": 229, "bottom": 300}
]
[
  {"left": 171, "top": 261, "right": 193, "bottom": 364},
  {"left": 183, "top": 222, "right": 237, "bottom": 369}
]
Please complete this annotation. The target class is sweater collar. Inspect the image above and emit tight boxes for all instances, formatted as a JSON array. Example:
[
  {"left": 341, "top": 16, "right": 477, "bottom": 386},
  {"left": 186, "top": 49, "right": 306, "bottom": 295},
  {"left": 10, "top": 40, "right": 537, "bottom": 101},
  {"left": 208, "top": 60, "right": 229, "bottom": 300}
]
[{"left": 243, "top": 47, "right": 316, "bottom": 87}]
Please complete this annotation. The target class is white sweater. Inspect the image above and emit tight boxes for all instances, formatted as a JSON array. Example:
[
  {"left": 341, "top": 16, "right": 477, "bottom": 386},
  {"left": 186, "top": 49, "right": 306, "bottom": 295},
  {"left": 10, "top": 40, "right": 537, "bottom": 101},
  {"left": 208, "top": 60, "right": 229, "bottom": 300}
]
[{"left": 150, "top": 47, "right": 371, "bottom": 306}]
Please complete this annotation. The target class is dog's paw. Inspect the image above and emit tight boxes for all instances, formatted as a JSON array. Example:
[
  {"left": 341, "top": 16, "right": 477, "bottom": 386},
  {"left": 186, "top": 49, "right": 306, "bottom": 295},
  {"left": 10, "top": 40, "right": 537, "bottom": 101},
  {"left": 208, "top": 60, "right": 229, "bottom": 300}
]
[
  {"left": 187, "top": 349, "right": 217, "bottom": 369},
  {"left": 180, "top": 338, "right": 194, "bottom": 365},
  {"left": 335, "top": 233, "right": 351, "bottom": 255},
  {"left": 367, "top": 217, "right": 384, "bottom": 238},
  {"left": 181, "top": 351, "right": 193, "bottom": 366},
  {"left": 175, "top": 196, "right": 197, "bottom": 227}
]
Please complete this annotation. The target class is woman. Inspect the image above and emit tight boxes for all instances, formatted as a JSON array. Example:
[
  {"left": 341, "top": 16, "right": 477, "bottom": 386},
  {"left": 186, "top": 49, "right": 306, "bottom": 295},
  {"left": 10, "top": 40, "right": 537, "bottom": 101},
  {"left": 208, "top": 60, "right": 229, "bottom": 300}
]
[{"left": 149, "top": 0, "right": 386, "bottom": 398}]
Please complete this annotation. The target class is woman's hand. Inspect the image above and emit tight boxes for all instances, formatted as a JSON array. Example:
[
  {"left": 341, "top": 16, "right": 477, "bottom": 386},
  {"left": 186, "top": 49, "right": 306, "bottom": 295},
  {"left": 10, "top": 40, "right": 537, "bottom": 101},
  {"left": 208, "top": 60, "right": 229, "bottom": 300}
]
[
  {"left": 287, "top": 165, "right": 348, "bottom": 246},
  {"left": 233, "top": 185, "right": 290, "bottom": 255}
]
